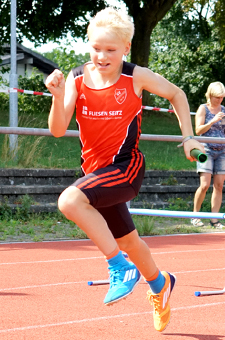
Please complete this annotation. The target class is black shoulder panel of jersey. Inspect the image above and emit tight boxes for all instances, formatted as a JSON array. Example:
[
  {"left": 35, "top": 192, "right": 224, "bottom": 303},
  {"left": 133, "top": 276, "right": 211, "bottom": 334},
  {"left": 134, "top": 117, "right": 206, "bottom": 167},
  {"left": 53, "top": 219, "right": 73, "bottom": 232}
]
[
  {"left": 72, "top": 64, "right": 85, "bottom": 78},
  {"left": 122, "top": 61, "right": 136, "bottom": 76}
]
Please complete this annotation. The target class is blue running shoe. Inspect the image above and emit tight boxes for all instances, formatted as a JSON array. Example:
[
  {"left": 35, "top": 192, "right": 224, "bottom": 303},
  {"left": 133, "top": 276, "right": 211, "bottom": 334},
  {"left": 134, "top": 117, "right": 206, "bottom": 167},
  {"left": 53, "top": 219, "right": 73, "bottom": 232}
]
[{"left": 104, "top": 262, "right": 141, "bottom": 305}]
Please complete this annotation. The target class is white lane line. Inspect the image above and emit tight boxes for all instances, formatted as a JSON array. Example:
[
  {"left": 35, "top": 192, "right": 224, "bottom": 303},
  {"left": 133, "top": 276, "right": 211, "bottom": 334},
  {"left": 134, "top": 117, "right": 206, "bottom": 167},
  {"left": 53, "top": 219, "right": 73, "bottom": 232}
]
[
  {"left": 0, "top": 248, "right": 224, "bottom": 266},
  {"left": 0, "top": 256, "right": 104, "bottom": 265},
  {"left": 0, "top": 301, "right": 225, "bottom": 334},
  {"left": 0, "top": 281, "right": 86, "bottom": 291},
  {"left": 0, "top": 267, "right": 224, "bottom": 292}
]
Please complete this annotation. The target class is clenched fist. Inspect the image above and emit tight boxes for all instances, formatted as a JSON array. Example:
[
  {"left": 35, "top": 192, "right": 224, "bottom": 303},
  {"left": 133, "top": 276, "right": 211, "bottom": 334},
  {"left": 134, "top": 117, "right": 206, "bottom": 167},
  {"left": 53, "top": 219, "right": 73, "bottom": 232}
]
[{"left": 45, "top": 69, "right": 65, "bottom": 98}]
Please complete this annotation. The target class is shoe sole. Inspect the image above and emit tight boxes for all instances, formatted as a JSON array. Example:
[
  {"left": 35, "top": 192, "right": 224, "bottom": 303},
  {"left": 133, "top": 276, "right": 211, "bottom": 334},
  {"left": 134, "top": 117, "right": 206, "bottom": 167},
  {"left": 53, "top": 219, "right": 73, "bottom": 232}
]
[{"left": 105, "top": 274, "right": 142, "bottom": 306}]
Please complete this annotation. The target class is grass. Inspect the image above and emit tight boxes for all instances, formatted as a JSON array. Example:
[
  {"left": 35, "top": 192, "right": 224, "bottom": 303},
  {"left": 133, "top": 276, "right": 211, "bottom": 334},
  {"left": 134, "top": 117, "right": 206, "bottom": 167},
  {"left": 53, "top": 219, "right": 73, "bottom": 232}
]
[
  {"left": 0, "top": 106, "right": 219, "bottom": 243},
  {"left": 0, "top": 190, "right": 223, "bottom": 243},
  {"left": 0, "top": 108, "right": 196, "bottom": 170},
  {"left": 0, "top": 211, "right": 223, "bottom": 244},
  {"left": 0, "top": 212, "right": 88, "bottom": 243}
]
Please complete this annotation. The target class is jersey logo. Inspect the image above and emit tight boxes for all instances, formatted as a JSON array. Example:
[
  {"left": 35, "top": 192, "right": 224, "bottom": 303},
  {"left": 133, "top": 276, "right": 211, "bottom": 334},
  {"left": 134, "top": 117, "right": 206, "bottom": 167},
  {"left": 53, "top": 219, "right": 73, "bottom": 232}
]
[
  {"left": 82, "top": 106, "right": 88, "bottom": 115},
  {"left": 114, "top": 88, "right": 127, "bottom": 104},
  {"left": 80, "top": 93, "right": 86, "bottom": 100}
]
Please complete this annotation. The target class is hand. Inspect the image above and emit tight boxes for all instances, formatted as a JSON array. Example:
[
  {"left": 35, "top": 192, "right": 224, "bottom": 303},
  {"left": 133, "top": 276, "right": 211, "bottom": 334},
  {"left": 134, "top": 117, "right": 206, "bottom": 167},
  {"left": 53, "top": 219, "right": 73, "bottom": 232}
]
[
  {"left": 212, "top": 111, "right": 225, "bottom": 123},
  {"left": 183, "top": 139, "right": 205, "bottom": 162},
  {"left": 45, "top": 69, "right": 65, "bottom": 98}
]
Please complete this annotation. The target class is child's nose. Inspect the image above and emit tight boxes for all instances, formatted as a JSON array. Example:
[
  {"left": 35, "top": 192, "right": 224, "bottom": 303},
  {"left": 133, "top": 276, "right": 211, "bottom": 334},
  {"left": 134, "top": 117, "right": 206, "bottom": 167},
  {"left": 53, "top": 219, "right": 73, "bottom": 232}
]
[{"left": 98, "top": 52, "right": 107, "bottom": 60}]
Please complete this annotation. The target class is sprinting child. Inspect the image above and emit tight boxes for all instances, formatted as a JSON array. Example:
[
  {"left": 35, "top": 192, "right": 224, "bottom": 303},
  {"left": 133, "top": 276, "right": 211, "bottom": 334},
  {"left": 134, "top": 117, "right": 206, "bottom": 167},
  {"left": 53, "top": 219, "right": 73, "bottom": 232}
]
[{"left": 45, "top": 7, "right": 204, "bottom": 332}]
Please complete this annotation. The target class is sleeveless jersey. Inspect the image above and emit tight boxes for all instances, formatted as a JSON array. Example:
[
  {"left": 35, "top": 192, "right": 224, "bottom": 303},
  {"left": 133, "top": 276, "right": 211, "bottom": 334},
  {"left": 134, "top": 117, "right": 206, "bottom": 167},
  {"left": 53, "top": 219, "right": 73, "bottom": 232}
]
[
  {"left": 72, "top": 61, "right": 143, "bottom": 175},
  {"left": 201, "top": 104, "right": 225, "bottom": 149}
]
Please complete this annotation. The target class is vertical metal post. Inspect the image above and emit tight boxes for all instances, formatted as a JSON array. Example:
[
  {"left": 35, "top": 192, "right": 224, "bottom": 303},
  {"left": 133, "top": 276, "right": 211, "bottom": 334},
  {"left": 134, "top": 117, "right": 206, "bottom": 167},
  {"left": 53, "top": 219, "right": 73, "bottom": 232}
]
[{"left": 9, "top": 0, "right": 18, "bottom": 159}]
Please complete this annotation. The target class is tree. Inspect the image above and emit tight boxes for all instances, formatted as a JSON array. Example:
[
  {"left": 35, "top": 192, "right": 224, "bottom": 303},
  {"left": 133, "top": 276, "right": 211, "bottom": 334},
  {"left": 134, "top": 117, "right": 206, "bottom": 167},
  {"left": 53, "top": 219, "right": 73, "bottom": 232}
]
[
  {"left": 1, "top": 0, "right": 178, "bottom": 104},
  {"left": 2, "top": 0, "right": 225, "bottom": 105},
  {"left": 1, "top": 0, "right": 106, "bottom": 44},
  {"left": 149, "top": 0, "right": 225, "bottom": 111},
  {"left": 43, "top": 48, "right": 90, "bottom": 77},
  {"left": 212, "top": 0, "right": 225, "bottom": 46}
]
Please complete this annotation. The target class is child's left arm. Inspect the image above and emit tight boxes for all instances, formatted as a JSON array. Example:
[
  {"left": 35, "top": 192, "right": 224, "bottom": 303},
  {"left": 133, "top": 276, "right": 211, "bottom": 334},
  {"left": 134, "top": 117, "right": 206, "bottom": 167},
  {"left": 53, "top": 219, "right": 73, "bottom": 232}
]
[{"left": 133, "top": 66, "right": 204, "bottom": 161}]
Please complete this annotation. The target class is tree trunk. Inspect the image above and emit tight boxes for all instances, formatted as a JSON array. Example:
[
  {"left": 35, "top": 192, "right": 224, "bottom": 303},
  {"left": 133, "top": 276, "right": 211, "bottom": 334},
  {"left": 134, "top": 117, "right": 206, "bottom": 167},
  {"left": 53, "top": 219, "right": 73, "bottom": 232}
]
[{"left": 126, "top": 0, "right": 177, "bottom": 105}]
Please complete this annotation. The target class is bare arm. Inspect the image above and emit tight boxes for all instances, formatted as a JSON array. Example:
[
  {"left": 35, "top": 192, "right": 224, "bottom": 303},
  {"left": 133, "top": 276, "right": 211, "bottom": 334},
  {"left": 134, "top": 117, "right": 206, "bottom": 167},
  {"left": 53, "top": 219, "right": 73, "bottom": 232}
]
[
  {"left": 195, "top": 104, "right": 223, "bottom": 135},
  {"left": 133, "top": 66, "right": 205, "bottom": 160},
  {"left": 46, "top": 70, "right": 78, "bottom": 137}
]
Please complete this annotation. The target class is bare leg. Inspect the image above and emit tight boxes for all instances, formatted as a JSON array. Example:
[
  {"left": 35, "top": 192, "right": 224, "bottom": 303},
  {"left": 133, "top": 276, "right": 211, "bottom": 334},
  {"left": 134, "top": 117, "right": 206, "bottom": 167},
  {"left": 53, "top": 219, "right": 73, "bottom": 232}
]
[
  {"left": 116, "top": 230, "right": 157, "bottom": 279},
  {"left": 193, "top": 172, "right": 211, "bottom": 212},
  {"left": 58, "top": 186, "right": 118, "bottom": 256},
  {"left": 211, "top": 174, "right": 225, "bottom": 223}
]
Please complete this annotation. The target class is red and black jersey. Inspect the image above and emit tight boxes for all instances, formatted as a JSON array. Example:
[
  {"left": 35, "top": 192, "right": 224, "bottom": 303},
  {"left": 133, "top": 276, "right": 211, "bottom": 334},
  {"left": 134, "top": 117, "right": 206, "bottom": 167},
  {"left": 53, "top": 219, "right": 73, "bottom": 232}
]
[{"left": 72, "top": 61, "right": 143, "bottom": 176}]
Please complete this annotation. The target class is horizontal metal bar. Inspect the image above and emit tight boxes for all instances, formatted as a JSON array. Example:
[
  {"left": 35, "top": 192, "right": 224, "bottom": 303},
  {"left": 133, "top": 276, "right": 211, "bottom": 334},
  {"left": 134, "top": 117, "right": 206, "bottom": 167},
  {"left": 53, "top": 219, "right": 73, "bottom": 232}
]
[
  {"left": 0, "top": 127, "right": 79, "bottom": 137},
  {"left": 129, "top": 208, "right": 225, "bottom": 219},
  {"left": 0, "top": 127, "right": 225, "bottom": 144}
]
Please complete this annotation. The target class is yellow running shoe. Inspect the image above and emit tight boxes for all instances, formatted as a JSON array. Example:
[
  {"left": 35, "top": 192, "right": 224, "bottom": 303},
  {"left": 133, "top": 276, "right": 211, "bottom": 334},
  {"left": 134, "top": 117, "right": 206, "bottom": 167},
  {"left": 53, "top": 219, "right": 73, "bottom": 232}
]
[{"left": 147, "top": 271, "right": 176, "bottom": 332}]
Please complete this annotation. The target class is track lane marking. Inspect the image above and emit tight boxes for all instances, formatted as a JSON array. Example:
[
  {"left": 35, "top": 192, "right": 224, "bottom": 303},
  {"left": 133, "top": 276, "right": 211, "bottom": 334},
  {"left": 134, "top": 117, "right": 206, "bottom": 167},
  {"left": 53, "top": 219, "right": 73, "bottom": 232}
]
[
  {"left": 0, "top": 248, "right": 224, "bottom": 265},
  {"left": 0, "top": 267, "right": 225, "bottom": 292},
  {"left": 0, "top": 301, "right": 225, "bottom": 334}
]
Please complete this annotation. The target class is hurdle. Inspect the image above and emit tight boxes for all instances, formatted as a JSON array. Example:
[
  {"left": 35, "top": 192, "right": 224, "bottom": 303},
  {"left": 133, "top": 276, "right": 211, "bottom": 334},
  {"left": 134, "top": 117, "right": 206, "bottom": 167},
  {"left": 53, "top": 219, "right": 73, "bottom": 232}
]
[
  {"left": 130, "top": 209, "right": 225, "bottom": 297},
  {"left": 0, "top": 127, "right": 224, "bottom": 295},
  {"left": 195, "top": 287, "right": 225, "bottom": 297},
  {"left": 128, "top": 208, "right": 225, "bottom": 220},
  {"left": 87, "top": 209, "right": 225, "bottom": 288}
]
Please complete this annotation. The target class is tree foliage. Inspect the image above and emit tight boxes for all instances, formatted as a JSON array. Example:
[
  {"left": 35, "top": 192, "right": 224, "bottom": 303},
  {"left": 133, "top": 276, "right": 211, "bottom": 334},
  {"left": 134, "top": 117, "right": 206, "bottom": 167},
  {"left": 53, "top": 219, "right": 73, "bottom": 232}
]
[
  {"left": 43, "top": 49, "right": 90, "bottom": 77},
  {"left": 1, "top": 0, "right": 177, "bottom": 65},
  {"left": 213, "top": 0, "right": 225, "bottom": 46},
  {"left": 1, "top": 0, "right": 106, "bottom": 45},
  {"left": 2, "top": 0, "right": 225, "bottom": 108},
  {"left": 17, "top": 71, "right": 52, "bottom": 117},
  {"left": 149, "top": 0, "right": 225, "bottom": 111}
]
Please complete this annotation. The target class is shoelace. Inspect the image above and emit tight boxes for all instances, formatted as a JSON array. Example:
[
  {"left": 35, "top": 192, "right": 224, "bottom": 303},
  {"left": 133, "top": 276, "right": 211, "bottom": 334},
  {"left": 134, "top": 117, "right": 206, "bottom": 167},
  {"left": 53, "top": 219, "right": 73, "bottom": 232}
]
[
  {"left": 109, "top": 269, "right": 122, "bottom": 288},
  {"left": 147, "top": 291, "right": 161, "bottom": 314}
]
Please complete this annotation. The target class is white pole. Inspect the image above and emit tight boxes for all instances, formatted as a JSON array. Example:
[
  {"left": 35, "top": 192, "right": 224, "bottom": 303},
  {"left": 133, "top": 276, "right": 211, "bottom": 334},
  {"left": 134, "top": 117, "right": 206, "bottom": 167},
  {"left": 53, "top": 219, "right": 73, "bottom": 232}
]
[{"left": 9, "top": 0, "right": 18, "bottom": 159}]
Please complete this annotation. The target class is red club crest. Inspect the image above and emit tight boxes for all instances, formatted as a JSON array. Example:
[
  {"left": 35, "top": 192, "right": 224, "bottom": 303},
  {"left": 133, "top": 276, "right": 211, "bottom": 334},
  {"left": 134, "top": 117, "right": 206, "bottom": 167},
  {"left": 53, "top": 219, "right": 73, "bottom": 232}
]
[{"left": 114, "top": 88, "right": 127, "bottom": 104}]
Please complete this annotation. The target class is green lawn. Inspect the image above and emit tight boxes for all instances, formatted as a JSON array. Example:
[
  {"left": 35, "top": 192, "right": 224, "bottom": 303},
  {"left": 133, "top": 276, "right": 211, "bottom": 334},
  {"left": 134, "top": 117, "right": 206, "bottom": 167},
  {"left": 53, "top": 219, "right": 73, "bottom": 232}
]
[
  {"left": 0, "top": 109, "right": 196, "bottom": 171},
  {"left": 0, "top": 211, "right": 221, "bottom": 243},
  {"left": 0, "top": 107, "right": 205, "bottom": 242}
]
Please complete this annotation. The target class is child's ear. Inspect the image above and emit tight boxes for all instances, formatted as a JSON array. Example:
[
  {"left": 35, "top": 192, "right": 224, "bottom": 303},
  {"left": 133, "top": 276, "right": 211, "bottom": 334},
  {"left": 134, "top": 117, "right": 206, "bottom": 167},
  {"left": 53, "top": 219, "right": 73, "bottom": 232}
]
[{"left": 124, "top": 42, "right": 131, "bottom": 56}]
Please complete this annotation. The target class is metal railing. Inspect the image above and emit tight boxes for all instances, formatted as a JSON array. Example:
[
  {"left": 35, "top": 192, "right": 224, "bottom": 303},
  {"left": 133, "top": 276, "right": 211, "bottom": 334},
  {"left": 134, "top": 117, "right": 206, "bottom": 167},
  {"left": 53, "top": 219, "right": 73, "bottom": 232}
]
[{"left": 0, "top": 126, "right": 225, "bottom": 145}]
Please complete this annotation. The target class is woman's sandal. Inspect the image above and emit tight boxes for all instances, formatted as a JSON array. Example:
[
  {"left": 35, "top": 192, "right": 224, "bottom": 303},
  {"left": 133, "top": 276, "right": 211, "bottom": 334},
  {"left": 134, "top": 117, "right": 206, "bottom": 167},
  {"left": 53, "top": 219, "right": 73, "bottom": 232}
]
[
  {"left": 210, "top": 220, "right": 224, "bottom": 229},
  {"left": 191, "top": 218, "right": 204, "bottom": 227}
]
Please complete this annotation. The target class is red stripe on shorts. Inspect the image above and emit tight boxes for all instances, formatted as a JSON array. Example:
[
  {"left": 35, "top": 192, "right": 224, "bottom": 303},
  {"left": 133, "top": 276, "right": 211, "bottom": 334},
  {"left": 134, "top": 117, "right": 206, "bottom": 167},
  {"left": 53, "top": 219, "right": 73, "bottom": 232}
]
[{"left": 76, "top": 169, "right": 121, "bottom": 190}]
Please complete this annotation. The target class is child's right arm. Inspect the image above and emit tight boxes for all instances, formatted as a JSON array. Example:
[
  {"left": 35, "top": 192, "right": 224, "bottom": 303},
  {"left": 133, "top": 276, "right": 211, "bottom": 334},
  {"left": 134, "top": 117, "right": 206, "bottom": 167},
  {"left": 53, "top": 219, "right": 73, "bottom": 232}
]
[{"left": 46, "top": 69, "right": 78, "bottom": 137}]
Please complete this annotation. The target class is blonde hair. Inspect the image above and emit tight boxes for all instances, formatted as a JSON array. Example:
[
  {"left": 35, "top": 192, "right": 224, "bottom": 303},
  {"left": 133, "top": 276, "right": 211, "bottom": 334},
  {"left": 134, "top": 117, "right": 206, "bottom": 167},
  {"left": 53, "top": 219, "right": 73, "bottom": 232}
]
[
  {"left": 205, "top": 81, "right": 225, "bottom": 102},
  {"left": 87, "top": 7, "right": 134, "bottom": 43}
]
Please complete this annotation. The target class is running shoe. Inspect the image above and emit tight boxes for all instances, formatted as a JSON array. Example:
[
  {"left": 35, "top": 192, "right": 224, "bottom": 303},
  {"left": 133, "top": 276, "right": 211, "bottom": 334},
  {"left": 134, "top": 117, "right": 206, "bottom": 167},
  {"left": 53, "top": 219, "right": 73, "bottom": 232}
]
[
  {"left": 104, "top": 261, "right": 141, "bottom": 305},
  {"left": 147, "top": 271, "right": 176, "bottom": 332}
]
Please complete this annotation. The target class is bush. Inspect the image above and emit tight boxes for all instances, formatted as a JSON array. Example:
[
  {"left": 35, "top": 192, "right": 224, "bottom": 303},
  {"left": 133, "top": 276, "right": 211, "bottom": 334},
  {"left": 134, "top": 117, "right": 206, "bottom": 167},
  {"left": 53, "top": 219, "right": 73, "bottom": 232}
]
[
  {"left": 18, "top": 70, "right": 52, "bottom": 117},
  {"left": 0, "top": 70, "right": 52, "bottom": 121}
]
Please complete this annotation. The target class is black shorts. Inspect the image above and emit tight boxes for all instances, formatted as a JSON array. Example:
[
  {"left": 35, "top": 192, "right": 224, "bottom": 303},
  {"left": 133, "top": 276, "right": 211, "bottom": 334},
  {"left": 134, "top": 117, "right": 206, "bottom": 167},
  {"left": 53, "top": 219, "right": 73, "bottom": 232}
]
[{"left": 71, "top": 153, "right": 145, "bottom": 238}]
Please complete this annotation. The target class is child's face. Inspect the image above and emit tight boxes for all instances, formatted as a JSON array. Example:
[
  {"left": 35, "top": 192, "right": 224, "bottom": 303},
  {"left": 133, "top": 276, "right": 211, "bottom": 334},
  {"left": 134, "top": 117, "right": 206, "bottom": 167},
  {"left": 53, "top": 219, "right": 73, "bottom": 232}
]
[{"left": 89, "top": 27, "right": 130, "bottom": 75}]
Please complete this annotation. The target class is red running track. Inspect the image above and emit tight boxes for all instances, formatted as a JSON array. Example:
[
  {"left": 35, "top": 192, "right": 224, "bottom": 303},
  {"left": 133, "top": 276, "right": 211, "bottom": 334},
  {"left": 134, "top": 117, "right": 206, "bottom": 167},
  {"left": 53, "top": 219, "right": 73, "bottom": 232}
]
[{"left": 0, "top": 233, "right": 225, "bottom": 340}]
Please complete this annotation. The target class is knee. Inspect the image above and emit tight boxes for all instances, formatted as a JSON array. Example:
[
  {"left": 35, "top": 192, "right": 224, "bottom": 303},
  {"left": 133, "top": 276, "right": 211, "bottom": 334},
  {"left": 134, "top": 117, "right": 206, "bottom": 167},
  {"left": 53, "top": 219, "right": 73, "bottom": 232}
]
[
  {"left": 58, "top": 186, "right": 84, "bottom": 220},
  {"left": 200, "top": 183, "right": 210, "bottom": 192},
  {"left": 213, "top": 182, "right": 224, "bottom": 192}
]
